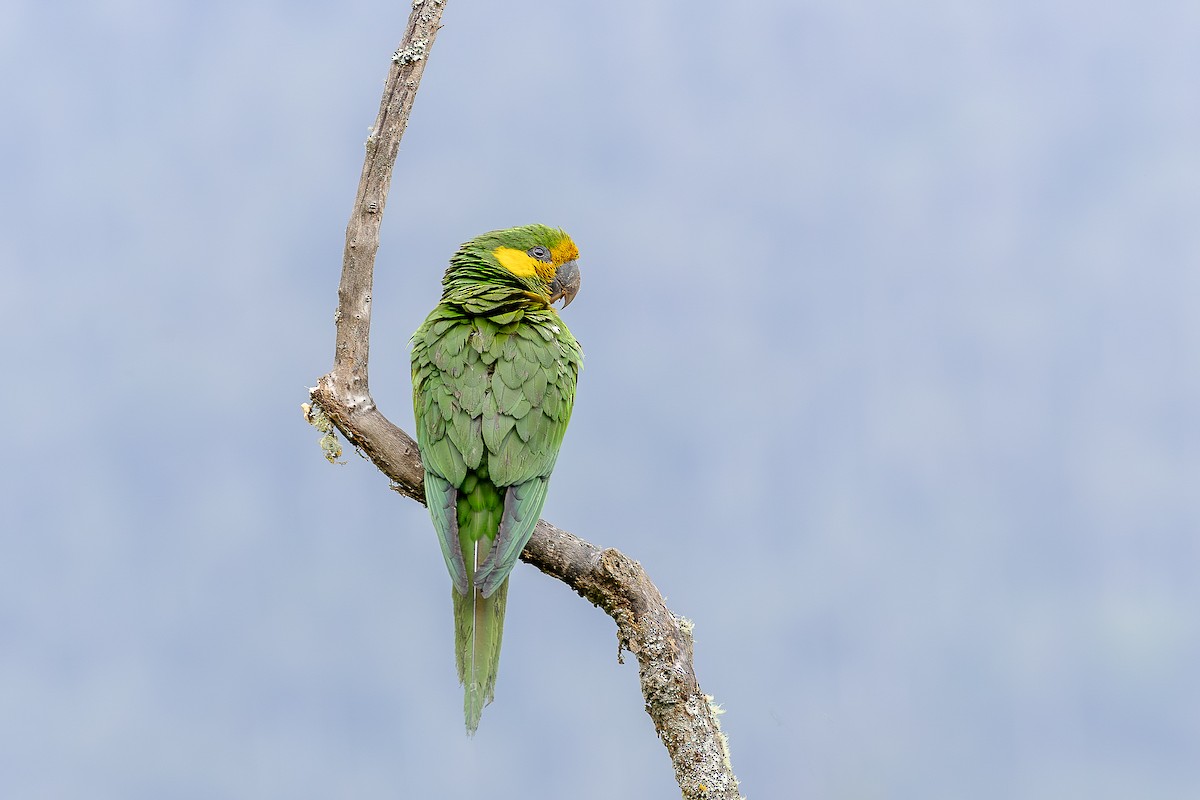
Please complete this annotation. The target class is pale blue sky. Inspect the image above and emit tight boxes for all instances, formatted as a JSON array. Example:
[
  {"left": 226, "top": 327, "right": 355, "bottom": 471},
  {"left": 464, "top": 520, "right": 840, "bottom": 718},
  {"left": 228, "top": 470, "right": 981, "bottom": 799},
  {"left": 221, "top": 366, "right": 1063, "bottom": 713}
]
[{"left": 3, "top": 1, "right": 1198, "bottom": 798}]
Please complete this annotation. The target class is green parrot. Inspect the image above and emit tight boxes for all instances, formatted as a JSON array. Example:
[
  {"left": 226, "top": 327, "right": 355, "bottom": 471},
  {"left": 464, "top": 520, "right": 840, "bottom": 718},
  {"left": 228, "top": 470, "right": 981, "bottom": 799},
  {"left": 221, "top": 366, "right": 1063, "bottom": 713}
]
[{"left": 410, "top": 224, "right": 583, "bottom": 734}]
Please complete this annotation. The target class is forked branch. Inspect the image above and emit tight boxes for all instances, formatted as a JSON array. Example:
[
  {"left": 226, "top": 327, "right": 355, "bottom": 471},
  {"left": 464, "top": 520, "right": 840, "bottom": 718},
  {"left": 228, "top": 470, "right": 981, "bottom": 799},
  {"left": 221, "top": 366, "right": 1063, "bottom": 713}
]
[{"left": 307, "top": 4, "right": 741, "bottom": 797}]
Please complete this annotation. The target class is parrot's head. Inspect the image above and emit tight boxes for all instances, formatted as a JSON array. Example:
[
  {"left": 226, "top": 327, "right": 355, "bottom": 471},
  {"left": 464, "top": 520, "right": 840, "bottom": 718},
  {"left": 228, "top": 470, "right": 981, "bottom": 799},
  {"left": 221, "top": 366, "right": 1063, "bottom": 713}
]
[{"left": 448, "top": 224, "right": 581, "bottom": 309}]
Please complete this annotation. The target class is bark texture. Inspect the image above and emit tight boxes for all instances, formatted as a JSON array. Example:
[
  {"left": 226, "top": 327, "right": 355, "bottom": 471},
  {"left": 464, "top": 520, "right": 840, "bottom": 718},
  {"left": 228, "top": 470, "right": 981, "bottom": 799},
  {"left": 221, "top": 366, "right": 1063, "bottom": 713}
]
[{"left": 308, "top": 4, "right": 741, "bottom": 797}]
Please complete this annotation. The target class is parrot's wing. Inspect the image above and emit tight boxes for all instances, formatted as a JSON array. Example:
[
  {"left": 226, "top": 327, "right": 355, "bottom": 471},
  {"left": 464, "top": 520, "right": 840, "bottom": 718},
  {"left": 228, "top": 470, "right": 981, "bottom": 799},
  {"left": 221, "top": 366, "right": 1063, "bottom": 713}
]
[
  {"left": 472, "top": 313, "right": 580, "bottom": 597},
  {"left": 473, "top": 475, "right": 549, "bottom": 598},
  {"left": 424, "top": 471, "right": 469, "bottom": 595},
  {"left": 413, "top": 307, "right": 477, "bottom": 596}
]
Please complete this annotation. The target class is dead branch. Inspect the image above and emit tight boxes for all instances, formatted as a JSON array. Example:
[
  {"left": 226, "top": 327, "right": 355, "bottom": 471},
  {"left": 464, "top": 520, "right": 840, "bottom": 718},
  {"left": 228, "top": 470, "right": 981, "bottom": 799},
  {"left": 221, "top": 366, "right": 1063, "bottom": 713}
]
[{"left": 307, "top": 3, "right": 741, "bottom": 797}]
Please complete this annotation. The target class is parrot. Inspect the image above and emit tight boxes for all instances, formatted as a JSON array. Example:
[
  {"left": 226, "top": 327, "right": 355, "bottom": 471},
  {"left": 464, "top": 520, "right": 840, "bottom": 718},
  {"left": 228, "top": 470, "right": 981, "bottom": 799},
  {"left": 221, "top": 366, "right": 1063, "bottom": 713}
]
[{"left": 410, "top": 224, "right": 583, "bottom": 734}]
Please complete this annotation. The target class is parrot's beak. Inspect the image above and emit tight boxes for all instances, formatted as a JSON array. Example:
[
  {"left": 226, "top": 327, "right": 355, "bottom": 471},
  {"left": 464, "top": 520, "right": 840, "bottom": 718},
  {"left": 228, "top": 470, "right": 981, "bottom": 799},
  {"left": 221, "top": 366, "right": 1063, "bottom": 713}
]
[{"left": 549, "top": 260, "right": 581, "bottom": 308}]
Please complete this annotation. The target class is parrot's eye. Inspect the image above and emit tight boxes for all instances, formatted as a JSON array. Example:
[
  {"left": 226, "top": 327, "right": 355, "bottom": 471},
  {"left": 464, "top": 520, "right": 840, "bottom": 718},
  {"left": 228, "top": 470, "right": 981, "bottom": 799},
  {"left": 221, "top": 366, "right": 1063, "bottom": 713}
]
[{"left": 527, "top": 245, "right": 552, "bottom": 262}]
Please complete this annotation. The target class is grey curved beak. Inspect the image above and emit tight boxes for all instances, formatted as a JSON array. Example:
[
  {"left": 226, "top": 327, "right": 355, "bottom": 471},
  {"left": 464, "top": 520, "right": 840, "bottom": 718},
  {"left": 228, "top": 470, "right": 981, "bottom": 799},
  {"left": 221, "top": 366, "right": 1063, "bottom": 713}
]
[{"left": 549, "top": 260, "right": 581, "bottom": 308}]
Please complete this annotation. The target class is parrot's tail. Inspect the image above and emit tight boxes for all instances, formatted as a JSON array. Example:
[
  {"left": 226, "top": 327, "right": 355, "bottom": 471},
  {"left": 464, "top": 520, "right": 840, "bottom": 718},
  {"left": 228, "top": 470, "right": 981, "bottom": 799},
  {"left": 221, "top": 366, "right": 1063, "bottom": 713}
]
[{"left": 453, "top": 534, "right": 509, "bottom": 735}]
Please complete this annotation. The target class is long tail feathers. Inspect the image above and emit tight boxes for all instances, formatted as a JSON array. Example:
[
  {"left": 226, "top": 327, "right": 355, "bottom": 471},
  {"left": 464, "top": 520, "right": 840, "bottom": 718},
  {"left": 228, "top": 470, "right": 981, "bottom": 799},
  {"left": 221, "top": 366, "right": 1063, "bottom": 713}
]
[{"left": 453, "top": 533, "right": 509, "bottom": 735}]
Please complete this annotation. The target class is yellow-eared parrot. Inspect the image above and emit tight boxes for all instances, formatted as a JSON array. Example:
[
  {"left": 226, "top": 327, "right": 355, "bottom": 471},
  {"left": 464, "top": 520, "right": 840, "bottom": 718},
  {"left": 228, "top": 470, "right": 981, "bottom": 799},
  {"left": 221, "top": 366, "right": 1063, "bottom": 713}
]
[{"left": 410, "top": 224, "right": 583, "bottom": 734}]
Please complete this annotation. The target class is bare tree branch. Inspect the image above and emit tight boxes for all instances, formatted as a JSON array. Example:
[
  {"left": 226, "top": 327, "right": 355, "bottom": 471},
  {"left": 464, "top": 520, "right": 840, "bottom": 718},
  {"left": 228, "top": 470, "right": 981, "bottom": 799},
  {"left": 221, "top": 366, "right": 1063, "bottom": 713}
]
[{"left": 307, "top": 4, "right": 742, "bottom": 797}]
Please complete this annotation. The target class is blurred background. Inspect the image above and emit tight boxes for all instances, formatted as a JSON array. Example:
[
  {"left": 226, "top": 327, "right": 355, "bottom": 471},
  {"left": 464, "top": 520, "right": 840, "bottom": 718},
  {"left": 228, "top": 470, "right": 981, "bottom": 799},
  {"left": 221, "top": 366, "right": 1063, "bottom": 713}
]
[{"left": 2, "top": 1, "right": 1198, "bottom": 797}]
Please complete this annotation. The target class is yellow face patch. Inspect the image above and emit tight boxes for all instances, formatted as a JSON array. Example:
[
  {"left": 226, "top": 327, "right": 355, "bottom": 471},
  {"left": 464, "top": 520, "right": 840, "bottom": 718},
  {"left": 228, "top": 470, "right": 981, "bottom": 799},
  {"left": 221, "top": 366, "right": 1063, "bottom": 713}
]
[
  {"left": 492, "top": 245, "right": 562, "bottom": 282},
  {"left": 550, "top": 238, "right": 579, "bottom": 265}
]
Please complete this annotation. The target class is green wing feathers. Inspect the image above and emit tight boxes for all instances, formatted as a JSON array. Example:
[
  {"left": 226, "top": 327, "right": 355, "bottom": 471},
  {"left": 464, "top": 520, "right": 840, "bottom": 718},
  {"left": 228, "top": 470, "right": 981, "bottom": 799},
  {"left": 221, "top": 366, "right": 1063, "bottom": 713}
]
[
  {"left": 474, "top": 475, "right": 549, "bottom": 598},
  {"left": 423, "top": 472, "right": 469, "bottom": 595},
  {"left": 412, "top": 281, "right": 581, "bottom": 733}
]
